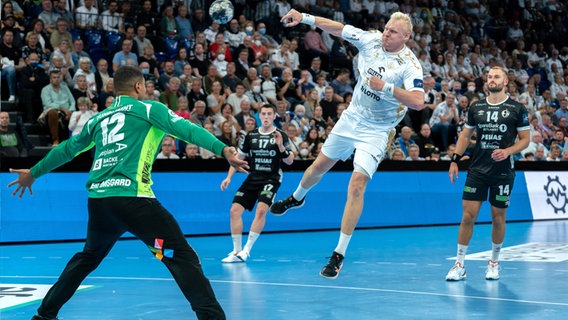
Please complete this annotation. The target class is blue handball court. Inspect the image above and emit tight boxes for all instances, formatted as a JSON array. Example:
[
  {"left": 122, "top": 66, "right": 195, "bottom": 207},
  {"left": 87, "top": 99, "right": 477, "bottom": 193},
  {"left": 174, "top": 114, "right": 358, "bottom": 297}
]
[{"left": 1, "top": 161, "right": 568, "bottom": 319}]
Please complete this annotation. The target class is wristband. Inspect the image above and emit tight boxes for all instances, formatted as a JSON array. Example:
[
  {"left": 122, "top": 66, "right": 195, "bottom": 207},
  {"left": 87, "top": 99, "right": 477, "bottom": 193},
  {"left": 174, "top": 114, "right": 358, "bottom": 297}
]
[
  {"left": 280, "top": 150, "right": 291, "bottom": 158},
  {"left": 382, "top": 82, "right": 394, "bottom": 96},
  {"left": 451, "top": 153, "right": 463, "bottom": 163},
  {"left": 301, "top": 13, "right": 316, "bottom": 26}
]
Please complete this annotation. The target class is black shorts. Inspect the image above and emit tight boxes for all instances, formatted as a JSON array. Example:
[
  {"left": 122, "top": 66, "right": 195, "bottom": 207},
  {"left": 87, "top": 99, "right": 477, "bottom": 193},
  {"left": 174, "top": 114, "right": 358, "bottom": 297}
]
[
  {"left": 462, "top": 170, "right": 515, "bottom": 208},
  {"left": 233, "top": 179, "right": 281, "bottom": 211}
]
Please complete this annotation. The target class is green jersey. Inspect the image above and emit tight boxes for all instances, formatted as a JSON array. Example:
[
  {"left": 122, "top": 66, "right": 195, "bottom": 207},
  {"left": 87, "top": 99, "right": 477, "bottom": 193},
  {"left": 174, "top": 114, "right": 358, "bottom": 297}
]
[{"left": 30, "top": 96, "right": 227, "bottom": 198}]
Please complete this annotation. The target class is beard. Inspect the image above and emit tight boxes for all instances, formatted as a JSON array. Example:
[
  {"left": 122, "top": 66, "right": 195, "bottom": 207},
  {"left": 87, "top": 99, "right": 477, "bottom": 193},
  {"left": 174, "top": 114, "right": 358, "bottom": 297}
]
[{"left": 487, "top": 82, "right": 504, "bottom": 93}]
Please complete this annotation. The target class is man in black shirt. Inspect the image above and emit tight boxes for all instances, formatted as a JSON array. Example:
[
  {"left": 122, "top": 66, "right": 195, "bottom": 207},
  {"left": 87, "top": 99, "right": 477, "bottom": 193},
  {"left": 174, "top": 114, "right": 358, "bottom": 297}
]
[
  {"left": 446, "top": 67, "right": 530, "bottom": 282},
  {"left": 219, "top": 104, "right": 294, "bottom": 263}
]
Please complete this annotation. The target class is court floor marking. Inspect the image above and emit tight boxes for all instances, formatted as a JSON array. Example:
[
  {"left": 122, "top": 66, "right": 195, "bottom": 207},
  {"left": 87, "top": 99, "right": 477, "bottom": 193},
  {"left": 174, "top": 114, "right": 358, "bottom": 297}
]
[{"left": 2, "top": 275, "right": 567, "bottom": 308}]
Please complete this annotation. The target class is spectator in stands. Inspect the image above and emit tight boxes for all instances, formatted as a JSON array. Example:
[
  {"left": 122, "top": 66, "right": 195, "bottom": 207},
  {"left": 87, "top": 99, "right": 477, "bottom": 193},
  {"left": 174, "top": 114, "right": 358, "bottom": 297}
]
[
  {"left": 134, "top": 25, "right": 152, "bottom": 57},
  {"left": 191, "top": 8, "right": 208, "bottom": 33},
  {"left": 29, "top": 19, "right": 53, "bottom": 55},
  {"left": 139, "top": 44, "right": 161, "bottom": 84},
  {"left": 225, "top": 19, "right": 246, "bottom": 55},
  {"left": 49, "top": 18, "right": 72, "bottom": 50},
  {"left": 144, "top": 80, "right": 160, "bottom": 100},
  {"left": 0, "top": 111, "right": 32, "bottom": 157},
  {"left": 160, "top": 6, "right": 178, "bottom": 38},
  {"left": 20, "top": 52, "right": 50, "bottom": 122},
  {"left": 226, "top": 82, "right": 249, "bottom": 114},
  {"left": 175, "top": 96, "right": 191, "bottom": 120},
  {"left": 186, "top": 79, "right": 208, "bottom": 112},
  {"left": 100, "top": 0, "right": 123, "bottom": 33},
  {"left": 270, "top": 39, "right": 292, "bottom": 77},
  {"left": 54, "top": 0, "right": 74, "bottom": 24},
  {"left": 430, "top": 92, "right": 459, "bottom": 150},
  {"left": 71, "top": 74, "right": 98, "bottom": 109},
  {"left": 189, "top": 100, "right": 212, "bottom": 128},
  {"left": 179, "top": 64, "right": 194, "bottom": 94},
  {"left": 234, "top": 99, "right": 254, "bottom": 130},
  {"left": 159, "top": 77, "right": 183, "bottom": 111},
  {"left": 137, "top": 0, "right": 158, "bottom": 37},
  {"left": 0, "top": 29, "right": 22, "bottom": 102},
  {"left": 414, "top": 123, "right": 436, "bottom": 159},
  {"left": 249, "top": 35, "right": 268, "bottom": 67},
  {"left": 547, "top": 144, "right": 561, "bottom": 161},
  {"left": 389, "top": 148, "right": 405, "bottom": 160},
  {"left": 210, "top": 33, "right": 232, "bottom": 63},
  {"left": 94, "top": 58, "right": 110, "bottom": 93},
  {"left": 73, "top": 56, "right": 96, "bottom": 94},
  {"left": 206, "top": 80, "right": 227, "bottom": 116},
  {"left": 319, "top": 86, "right": 339, "bottom": 123},
  {"left": 39, "top": 69, "right": 75, "bottom": 146},
  {"left": 330, "top": 68, "right": 352, "bottom": 102},
  {"left": 278, "top": 67, "right": 302, "bottom": 108},
  {"left": 52, "top": 38, "right": 74, "bottom": 73},
  {"left": 112, "top": 39, "right": 138, "bottom": 72},
  {"left": 21, "top": 32, "right": 48, "bottom": 67},
  {"left": 203, "top": 64, "right": 225, "bottom": 96},
  {"left": 176, "top": 5, "right": 194, "bottom": 40},
  {"left": 396, "top": 126, "right": 416, "bottom": 157},
  {"left": 49, "top": 54, "right": 73, "bottom": 87},
  {"left": 554, "top": 98, "right": 568, "bottom": 124},
  {"left": 156, "top": 136, "right": 180, "bottom": 159},
  {"left": 222, "top": 62, "right": 241, "bottom": 92},
  {"left": 38, "top": 0, "right": 60, "bottom": 34},
  {"left": 234, "top": 48, "right": 251, "bottom": 80},
  {"left": 189, "top": 43, "right": 209, "bottom": 80},
  {"left": 216, "top": 120, "right": 238, "bottom": 148},
  {"left": 68, "top": 96, "right": 97, "bottom": 136},
  {"left": 204, "top": 22, "right": 220, "bottom": 44},
  {"left": 75, "top": 0, "right": 98, "bottom": 31},
  {"left": 259, "top": 65, "right": 278, "bottom": 104},
  {"left": 246, "top": 79, "right": 269, "bottom": 112},
  {"left": 212, "top": 46, "right": 229, "bottom": 77},
  {"left": 97, "top": 78, "right": 114, "bottom": 111},
  {"left": 70, "top": 39, "right": 94, "bottom": 74},
  {"left": 174, "top": 47, "right": 190, "bottom": 78},
  {"left": 182, "top": 143, "right": 200, "bottom": 159}
]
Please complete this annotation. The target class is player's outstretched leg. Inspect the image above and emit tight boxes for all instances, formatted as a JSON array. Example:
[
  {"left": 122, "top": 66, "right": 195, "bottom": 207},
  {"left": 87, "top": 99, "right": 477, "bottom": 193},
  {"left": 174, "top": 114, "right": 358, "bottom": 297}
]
[{"left": 269, "top": 195, "right": 305, "bottom": 216}]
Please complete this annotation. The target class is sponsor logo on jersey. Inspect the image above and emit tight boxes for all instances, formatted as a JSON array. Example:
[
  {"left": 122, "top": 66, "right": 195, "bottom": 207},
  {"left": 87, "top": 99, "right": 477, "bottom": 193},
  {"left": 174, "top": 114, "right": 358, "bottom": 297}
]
[
  {"left": 367, "top": 67, "right": 385, "bottom": 78},
  {"left": 360, "top": 85, "right": 382, "bottom": 102},
  {"left": 522, "top": 112, "right": 529, "bottom": 125},
  {"left": 413, "top": 79, "right": 424, "bottom": 88},
  {"left": 90, "top": 178, "right": 132, "bottom": 189},
  {"left": 464, "top": 186, "right": 477, "bottom": 193},
  {"left": 502, "top": 109, "right": 510, "bottom": 118}
]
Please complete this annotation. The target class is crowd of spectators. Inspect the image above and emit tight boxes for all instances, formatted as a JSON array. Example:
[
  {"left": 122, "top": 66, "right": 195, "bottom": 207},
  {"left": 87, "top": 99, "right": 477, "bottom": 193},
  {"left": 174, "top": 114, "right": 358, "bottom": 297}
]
[{"left": 1, "top": 0, "right": 568, "bottom": 162}]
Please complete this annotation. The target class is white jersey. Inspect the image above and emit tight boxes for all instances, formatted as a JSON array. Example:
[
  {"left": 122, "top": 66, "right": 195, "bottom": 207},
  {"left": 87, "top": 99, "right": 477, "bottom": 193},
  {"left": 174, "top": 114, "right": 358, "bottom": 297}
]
[{"left": 340, "top": 25, "right": 424, "bottom": 127}]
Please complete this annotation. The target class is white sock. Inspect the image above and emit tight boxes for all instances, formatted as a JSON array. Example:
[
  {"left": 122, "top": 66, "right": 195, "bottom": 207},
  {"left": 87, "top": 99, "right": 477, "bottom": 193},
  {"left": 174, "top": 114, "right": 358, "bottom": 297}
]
[
  {"left": 457, "top": 244, "right": 468, "bottom": 265},
  {"left": 334, "top": 232, "right": 352, "bottom": 256},
  {"left": 243, "top": 232, "right": 260, "bottom": 253},
  {"left": 292, "top": 185, "right": 311, "bottom": 201},
  {"left": 231, "top": 234, "right": 242, "bottom": 253},
  {"left": 491, "top": 242, "right": 502, "bottom": 262}
]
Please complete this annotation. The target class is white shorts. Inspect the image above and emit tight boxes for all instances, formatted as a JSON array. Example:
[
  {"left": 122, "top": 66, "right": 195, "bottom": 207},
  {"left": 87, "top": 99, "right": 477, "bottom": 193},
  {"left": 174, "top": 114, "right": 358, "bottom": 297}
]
[{"left": 321, "top": 113, "right": 395, "bottom": 178}]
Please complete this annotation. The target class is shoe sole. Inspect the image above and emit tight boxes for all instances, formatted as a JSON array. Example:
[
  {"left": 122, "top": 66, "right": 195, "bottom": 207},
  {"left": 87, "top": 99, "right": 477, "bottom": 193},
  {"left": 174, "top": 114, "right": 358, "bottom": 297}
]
[
  {"left": 270, "top": 201, "right": 305, "bottom": 216},
  {"left": 485, "top": 275, "right": 499, "bottom": 280},
  {"left": 319, "top": 270, "right": 339, "bottom": 279},
  {"left": 445, "top": 276, "right": 466, "bottom": 281}
]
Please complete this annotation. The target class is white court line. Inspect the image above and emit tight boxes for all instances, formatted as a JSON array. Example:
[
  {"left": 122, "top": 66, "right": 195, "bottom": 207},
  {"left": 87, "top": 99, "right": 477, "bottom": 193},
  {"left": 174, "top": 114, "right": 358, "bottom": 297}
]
[{"left": 2, "top": 275, "right": 567, "bottom": 307}]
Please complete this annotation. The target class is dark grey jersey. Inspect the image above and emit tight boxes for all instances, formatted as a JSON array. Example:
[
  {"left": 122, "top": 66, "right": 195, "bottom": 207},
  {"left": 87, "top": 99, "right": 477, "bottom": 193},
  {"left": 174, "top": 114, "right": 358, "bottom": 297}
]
[
  {"left": 465, "top": 97, "right": 530, "bottom": 176},
  {"left": 239, "top": 128, "right": 290, "bottom": 183}
]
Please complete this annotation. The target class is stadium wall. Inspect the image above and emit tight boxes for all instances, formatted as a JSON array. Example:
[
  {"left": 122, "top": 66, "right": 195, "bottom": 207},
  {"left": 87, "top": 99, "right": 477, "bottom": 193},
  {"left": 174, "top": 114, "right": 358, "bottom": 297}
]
[{"left": 2, "top": 168, "right": 567, "bottom": 243}]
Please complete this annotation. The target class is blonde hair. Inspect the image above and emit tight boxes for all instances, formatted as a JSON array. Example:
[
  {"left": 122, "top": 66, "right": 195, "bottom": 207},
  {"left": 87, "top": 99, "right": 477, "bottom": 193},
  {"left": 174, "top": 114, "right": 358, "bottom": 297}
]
[
  {"left": 77, "top": 96, "right": 92, "bottom": 108},
  {"left": 390, "top": 12, "right": 413, "bottom": 35}
]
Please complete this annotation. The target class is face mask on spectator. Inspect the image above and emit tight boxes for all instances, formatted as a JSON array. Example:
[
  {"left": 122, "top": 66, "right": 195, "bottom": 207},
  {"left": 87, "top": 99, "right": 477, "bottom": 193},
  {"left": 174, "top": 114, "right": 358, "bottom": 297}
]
[
  {"left": 217, "top": 54, "right": 225, "bottom": 61},
  {"left": 245, "top": 26, "right": 253, "bottom": 35},
  {"left": 468, "top": 85, "right": 476, "bottom": 92},
  {"left": 259, "top": 28, "right": 266, "bottom": 35},
  {"left": 300, "top": 148, "right": 309, "bottom": 157},
  {"left": 141, "top": 68, "right": 149, "bottom": 75},
  {"left": 296, "top": 112, "right": 304, "bottom": 118},
  {"left": 253, "top": 85, "right": 261, "bottom": 93},
  {"left": 421, "top": 13, "right": 428, "bottom": 19},
  {"left": 254, "top": 40, "right": 261, "bottom": 46},
  {"left": 30, "top": 61, "right": 39, "bottom": 68}
]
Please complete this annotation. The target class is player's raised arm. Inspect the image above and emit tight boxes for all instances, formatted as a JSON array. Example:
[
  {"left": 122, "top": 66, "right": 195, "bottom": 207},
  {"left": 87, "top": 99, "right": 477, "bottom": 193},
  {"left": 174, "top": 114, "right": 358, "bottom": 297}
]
[{"left": 281, "top": 9, "right": 345, "bottom": 38}]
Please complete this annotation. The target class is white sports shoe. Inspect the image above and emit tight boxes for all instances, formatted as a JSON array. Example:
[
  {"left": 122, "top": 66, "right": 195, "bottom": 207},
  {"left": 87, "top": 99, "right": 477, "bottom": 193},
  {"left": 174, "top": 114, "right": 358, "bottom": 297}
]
[
  {"left": 445, "top": 262, "right": 466, "bottom": 281},
  {"left": 221, "top": 251, "right": 244, "bottom": 263},
  {"left": 236, "top": 250, "right": 249, "bottom": 262},
  {"left": 485, "top": 260, "right": 500, "bottom": 280}
]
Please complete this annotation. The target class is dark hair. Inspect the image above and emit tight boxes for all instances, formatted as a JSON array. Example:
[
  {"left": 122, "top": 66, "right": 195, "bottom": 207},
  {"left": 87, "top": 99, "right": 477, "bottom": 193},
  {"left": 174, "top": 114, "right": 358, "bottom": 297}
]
[
  {"left": 260, "top": 104, "right": 276, "bottom": 113},
  {"left": 114, "top": 66, "right": 143, "bottom": 94}
]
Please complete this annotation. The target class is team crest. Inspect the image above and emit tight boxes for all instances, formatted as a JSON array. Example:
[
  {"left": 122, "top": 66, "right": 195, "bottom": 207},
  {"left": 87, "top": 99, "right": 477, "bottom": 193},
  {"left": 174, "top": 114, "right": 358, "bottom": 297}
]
[{"left": 502, "top": 109, "right": 510, "bottom": 118}]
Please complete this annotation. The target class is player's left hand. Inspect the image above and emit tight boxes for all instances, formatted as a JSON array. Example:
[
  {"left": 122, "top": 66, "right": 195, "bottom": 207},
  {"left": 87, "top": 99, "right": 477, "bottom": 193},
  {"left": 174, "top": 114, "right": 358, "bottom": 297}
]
[
  {"left": 7, "top": 168, "right": 35, "bottom": 198},
  {"left": 273, "top": 130, "right": 284, "bottom": 147},
  {"left": 281, "top": 9, "right": 302, "bottom": 28},
  {"left": 223, "top": 147, "right": 249, "bottom": 174},
  {"left": 220, "top": 178, "right": 231, "bottom": 191},
  {"left": 491, "top": 149, "right": 510, "bottom": 162}
]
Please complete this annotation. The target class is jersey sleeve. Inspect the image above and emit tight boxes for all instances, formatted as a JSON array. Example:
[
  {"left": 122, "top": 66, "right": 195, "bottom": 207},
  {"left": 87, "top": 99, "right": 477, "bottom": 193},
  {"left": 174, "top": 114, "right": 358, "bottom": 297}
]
[
  {"left": 341, "top": 25, "right": 379, "bottom": 53},
  {"left": 516, "top": 103, "right": 530, "bottom": 131},
  {"left": 144, "top": 100, "right": 227, "bottom": 156},
  {"left": 239, "top": 132, "right": 251, "bottom": 155},
  {"left": 402, "top": 58, "right": 425, "bottom": 92},
  {"left": 465, "top": 103, "right": 478, "bottom": 129},
  {"left": 30, "top": 128, "right": 95, "bottom": 178}
]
